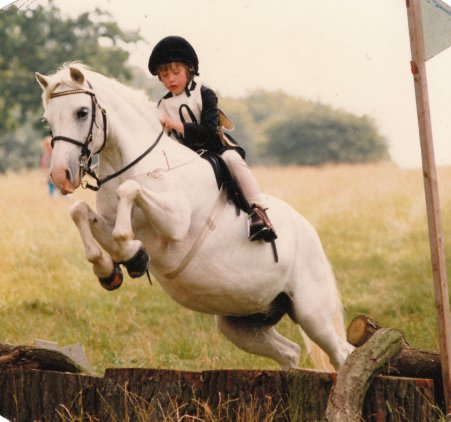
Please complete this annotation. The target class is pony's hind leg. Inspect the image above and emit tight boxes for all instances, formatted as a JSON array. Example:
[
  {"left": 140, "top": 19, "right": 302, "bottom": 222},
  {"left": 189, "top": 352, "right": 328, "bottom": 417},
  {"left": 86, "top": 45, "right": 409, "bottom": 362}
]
[
  {"left": 289, "top": 289, "right": 354, "bottom": 370},
  {"left": 216, "top": 315, "right": 301, "bottom": 370},
  {"left": 70, "top": 200, "right": 123, "bottom": 290}
]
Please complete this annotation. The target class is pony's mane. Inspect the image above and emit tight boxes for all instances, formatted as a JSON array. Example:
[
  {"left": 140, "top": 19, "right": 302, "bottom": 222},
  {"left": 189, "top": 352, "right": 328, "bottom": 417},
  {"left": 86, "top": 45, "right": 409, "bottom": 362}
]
[{"left": 43, "top": 62, "right": 157, "bottom": 115}]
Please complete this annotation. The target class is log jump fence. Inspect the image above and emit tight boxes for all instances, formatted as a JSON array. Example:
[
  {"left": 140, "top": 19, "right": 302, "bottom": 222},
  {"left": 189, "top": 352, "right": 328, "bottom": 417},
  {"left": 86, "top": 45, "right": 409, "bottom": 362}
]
[{"left": 0, "top": 316, "right": 444, "bottom": 421}]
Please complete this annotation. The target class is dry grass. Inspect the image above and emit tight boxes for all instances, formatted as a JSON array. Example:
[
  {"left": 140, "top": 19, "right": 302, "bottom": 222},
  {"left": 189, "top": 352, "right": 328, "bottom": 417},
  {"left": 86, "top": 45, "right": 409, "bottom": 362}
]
[{"left": 0, "top": 163, "right": 450, "bottom": 376}]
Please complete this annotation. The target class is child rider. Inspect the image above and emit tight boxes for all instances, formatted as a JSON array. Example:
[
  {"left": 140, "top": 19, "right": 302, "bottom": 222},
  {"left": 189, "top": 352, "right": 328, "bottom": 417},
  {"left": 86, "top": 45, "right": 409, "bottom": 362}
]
[{"left": 148, "top": 36, "right": 277, "bottom": 242}]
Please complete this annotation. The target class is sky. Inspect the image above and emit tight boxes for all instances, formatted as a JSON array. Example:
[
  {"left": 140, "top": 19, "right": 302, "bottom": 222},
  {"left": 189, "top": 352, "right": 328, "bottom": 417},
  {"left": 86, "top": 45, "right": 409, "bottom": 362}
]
[{"left": 3, "top": 0, "right": 451, "bottom": 168}]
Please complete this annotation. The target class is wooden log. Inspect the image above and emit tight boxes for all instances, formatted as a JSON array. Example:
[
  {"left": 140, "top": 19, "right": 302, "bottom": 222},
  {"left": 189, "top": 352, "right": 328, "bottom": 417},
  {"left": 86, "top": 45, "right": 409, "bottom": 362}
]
[
  {"left": 347, "top": 315, "right": 440, "bottom": 378},
  {"left": 0, "top": 366, "right": 435, "bottom": 421},
  {"left": 99, "top": 368, "right": 329, "bottom": 421},
  {"left": 346, "top": 315, "right": 383, "bottom": 347},
  {"left": 98, "top": 368, "right": 203, "bottom": 421},
  {"left": 346, "top": 314, "right": 444, "bottom": 409},
  {"left": 0, "top": 367, "right": 102, "bottom": 420},
  {"left": 201, "top": 369, "right": 334, "bottom": 421},
  {"left": 0, "top": 342, "right": 83, "bottom": 373},
  {"left": 363, "top": 375, "right": 435, "bottom": 422},
  {"left": 325, "top": 328, "right": 405, "bottom": 421}
]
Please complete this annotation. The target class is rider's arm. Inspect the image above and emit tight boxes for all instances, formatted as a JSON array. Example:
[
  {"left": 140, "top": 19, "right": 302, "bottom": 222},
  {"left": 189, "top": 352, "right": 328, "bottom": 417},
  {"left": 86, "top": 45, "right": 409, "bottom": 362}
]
[{"left": 182, "top": 86, "right": 219, "bottom": 149}]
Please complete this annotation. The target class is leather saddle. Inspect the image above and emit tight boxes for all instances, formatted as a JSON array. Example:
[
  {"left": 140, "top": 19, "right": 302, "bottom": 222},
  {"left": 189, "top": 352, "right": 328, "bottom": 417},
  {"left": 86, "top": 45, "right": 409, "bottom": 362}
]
[{"left": 201, "top": 151, "right": 251, "bottom": 215}]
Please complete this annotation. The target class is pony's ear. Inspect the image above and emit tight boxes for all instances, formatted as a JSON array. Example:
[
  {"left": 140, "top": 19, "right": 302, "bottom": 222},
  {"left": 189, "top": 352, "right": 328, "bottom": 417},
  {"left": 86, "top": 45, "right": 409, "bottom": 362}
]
[
  {"left": 35, "top": 72, "right": 49, "bottom": 89},
  {"left": 69, "top": 66, "right": 85, "bottom": 84}
]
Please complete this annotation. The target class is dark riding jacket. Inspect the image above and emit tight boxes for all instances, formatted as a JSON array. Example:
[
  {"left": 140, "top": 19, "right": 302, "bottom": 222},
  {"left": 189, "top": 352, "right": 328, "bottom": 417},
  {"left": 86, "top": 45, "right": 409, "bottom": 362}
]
[{"left": 157, "top": 80, "right": 244, "bottom": 158}]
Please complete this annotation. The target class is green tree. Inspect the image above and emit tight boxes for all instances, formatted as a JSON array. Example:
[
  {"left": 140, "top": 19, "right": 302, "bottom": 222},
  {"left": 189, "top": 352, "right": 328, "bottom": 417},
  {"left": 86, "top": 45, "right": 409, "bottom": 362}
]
[
  {"left": 263, "top": 109, "right": 389, "bottom": 165},
  {"left": 220, "top": 90, "right": 389, "bottom": 165},
  {"left": 220, "top": 91, "right": 315, "bottom": 162},
  {"left": 0, "top": 2, "right": 141, "bottom": 171}
]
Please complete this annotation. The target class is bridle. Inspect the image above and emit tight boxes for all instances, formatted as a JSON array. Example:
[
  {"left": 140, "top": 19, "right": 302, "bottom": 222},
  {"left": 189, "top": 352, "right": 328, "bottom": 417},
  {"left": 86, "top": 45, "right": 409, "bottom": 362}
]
[
  {"left": 48, "top": 82, "right": 164, "bottom": 191},
  {"left": 49, "top": 82, "right": 107, "bottom": 190}
]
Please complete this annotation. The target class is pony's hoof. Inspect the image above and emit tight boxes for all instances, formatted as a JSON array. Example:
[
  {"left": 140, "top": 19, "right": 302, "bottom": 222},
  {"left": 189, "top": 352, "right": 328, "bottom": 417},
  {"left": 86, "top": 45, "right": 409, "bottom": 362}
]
[
  {"left": 121, "top": 247, "right": 150, "bottom": 278},
  {"left": 99, "top": 264, "right": 123, "bottom": 291}
]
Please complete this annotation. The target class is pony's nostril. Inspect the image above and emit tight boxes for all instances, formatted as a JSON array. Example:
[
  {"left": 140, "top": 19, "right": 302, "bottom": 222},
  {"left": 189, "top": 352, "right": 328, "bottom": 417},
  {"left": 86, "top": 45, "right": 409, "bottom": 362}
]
[{"left": 65, "top": 169, "right": 72, "bottom": 182}]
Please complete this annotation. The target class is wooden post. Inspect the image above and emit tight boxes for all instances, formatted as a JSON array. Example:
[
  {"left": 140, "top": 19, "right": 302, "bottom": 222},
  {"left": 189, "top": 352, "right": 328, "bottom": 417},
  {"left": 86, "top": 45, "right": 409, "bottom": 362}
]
[{"left": 406, "top": 0, "right": 451, "bottom": 413}]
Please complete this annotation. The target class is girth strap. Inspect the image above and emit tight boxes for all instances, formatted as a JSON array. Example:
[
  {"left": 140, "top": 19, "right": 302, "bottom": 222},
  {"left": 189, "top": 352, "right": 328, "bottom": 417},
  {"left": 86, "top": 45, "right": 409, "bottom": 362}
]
[{"left": 165, "top": 186, "right": 228, "bottom": 279}]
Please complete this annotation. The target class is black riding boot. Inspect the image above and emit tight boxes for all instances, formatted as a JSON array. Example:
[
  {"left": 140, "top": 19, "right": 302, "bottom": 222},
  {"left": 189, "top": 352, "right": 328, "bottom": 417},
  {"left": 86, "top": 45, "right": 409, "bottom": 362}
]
[{"left": 248, "top": 204, "right": 277, "bottom": 242}]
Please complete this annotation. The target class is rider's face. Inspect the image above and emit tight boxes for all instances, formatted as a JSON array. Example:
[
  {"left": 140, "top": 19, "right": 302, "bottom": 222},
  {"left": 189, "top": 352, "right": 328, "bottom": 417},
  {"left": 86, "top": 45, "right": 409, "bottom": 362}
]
[{"left": 158, "top": 63, "right": 189, "bottom": 96}]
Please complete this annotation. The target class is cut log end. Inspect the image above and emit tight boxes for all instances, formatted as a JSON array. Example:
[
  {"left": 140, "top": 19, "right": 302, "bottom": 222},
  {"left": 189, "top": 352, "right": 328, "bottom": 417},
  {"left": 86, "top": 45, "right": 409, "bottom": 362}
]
[{"left": 346, "top": 315, "right": 382, "bottom": 347}]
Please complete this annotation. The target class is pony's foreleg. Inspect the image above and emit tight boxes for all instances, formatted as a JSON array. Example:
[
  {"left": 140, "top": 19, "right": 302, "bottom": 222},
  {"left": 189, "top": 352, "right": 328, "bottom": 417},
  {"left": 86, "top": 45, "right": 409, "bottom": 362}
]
[
  {"left": 70, "top": 201, "right": 123, "bottom": 290},
  {"left": 111, "top": 180, "right": 145, "bottom": 259},
  {"left": 112, "top": 179, "right": 191, "bottom": 277},
  {"left": 113, "top": 179, "right": 191, "bottom": 249},
  {"left": 216, "top": 316, "right": 301, "bottom": 370}
]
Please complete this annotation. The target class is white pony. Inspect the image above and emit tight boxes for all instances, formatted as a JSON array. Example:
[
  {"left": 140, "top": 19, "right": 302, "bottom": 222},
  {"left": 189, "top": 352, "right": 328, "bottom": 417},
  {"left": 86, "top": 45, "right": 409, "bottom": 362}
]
[{"left": 35, "top": 63, "right": 353, "bottom": 371}]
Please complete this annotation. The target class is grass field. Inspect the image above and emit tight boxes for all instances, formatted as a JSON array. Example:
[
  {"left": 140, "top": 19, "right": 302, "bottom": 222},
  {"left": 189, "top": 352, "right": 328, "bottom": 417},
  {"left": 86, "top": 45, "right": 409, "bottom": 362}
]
[{"left": 1, "top": 163, "right": 450, "bottom": 376}]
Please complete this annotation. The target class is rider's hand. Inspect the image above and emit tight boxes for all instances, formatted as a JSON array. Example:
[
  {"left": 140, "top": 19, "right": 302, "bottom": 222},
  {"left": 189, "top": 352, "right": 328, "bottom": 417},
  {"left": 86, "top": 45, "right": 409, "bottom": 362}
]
[{"left": 159, "top": 115, "right": 184, "bottom": 135}]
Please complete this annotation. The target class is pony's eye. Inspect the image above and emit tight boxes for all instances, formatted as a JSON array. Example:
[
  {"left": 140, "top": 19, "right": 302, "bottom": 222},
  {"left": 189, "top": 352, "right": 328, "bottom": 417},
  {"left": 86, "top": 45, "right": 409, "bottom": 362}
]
[{"left": 76, "top": 107, "right": 89, "bottom": 120}]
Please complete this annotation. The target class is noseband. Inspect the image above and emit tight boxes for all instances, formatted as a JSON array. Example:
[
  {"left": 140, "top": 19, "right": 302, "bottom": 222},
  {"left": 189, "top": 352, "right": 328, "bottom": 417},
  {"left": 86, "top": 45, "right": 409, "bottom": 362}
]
[{"left": 48, "top": 82, "right": 164, "bottom": 191}]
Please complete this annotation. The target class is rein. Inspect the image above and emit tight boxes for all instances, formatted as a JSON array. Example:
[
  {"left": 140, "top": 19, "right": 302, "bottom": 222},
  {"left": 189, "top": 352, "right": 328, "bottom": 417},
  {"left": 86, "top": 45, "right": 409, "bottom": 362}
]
[
  {"left": 84, "top": 127, "right": 164, "bottom": 191},
  {"left": 48, "top": 83, "right": 164, "bottom": 191}
]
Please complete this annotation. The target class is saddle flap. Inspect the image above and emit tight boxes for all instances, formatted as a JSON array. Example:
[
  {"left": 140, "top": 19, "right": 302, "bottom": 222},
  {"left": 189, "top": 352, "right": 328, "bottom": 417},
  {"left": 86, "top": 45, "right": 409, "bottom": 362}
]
[{"left": 219, "top": 109, "right": 235, "bottom": 130}]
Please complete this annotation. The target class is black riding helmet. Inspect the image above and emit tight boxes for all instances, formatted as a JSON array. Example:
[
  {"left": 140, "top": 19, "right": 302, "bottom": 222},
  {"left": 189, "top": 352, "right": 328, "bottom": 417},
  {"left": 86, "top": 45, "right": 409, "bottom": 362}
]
[{"left": 148, "top": 36, "right": 199, "bottom": 76}]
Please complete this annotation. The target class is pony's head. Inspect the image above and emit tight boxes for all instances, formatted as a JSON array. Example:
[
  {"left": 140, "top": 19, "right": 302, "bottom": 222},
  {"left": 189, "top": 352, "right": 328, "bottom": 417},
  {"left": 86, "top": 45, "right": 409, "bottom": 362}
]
[{"left": 36, "top": 64, "right": 107, "bottom": 194}]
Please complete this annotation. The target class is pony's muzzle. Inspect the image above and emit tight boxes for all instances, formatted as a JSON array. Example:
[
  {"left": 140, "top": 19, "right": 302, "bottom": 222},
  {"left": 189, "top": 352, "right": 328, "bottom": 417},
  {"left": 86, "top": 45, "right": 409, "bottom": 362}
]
[{"left": 49, "top": 162, "right": 78, "bottom": 195}]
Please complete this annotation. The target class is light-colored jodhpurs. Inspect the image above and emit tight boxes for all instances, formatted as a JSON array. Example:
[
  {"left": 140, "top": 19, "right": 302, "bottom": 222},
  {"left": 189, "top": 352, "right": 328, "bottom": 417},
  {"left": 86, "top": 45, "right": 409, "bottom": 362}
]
[{"left": 221, "top": 149, "right": 266, "bottom": 209}]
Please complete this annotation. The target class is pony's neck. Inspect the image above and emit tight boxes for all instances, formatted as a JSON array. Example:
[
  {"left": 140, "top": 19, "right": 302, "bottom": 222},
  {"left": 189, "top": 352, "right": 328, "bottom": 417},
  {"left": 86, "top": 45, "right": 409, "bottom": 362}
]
[
  {"left": 92, "top": 78, "right": 198, "bottom": 178},
  {"left": 91, "top": 76, "right": 165, "bottom": 174}
]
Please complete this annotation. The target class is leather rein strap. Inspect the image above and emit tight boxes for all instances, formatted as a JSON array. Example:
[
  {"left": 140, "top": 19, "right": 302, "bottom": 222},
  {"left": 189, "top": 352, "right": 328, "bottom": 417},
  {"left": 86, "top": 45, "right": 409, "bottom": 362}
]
[{"left": 48, "top": 83, "right": 164, "bottom": 191}]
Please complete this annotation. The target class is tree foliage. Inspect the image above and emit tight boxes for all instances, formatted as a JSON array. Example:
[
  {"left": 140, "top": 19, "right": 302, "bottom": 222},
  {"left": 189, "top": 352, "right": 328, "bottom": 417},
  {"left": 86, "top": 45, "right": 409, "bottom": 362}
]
[
  {"left": 264, "top": 109, "right": 389, "bottom": 165},
  {"left": 0, "top": 2, "right": 389, "bottom": 172},
  {"left": 0, "top": 2, "right": 140, "bottom": 171},
  {"left": 220, "top": 91, "right": 314, "bottom": 161},
  {"left": 220, "top": 91, "right": 389, "bottom": 165}
]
